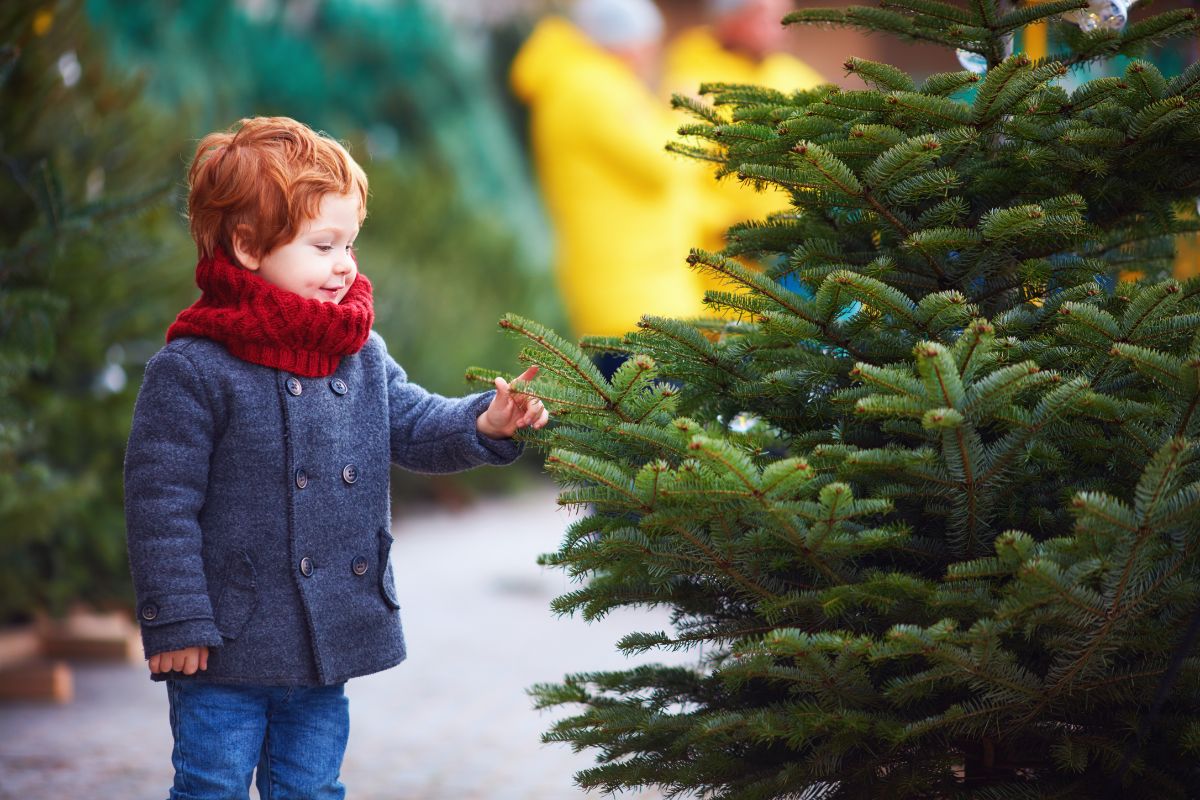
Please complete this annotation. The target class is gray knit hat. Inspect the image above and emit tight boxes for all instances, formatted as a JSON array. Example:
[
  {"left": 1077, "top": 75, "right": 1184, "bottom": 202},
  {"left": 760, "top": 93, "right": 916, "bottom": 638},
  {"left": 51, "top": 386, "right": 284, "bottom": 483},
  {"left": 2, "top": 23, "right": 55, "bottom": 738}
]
[
  {"left": 704, "top": 0, "right": 753, "bottom": 15},
  {"left": 571, "top": 0, "right": 664, "bottom": 46}
]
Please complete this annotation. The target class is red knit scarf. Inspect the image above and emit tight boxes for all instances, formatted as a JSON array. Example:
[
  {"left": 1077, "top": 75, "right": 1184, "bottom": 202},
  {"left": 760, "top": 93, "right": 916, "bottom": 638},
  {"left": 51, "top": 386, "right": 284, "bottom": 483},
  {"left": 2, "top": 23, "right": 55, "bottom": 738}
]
[{"left": 167, "top": 248, "right": 374, "bottom": 377}]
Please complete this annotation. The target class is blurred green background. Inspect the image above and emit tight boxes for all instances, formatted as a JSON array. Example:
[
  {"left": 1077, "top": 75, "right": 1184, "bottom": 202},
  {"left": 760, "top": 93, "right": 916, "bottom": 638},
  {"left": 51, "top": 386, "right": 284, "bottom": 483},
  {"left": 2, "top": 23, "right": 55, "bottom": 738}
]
[{"left": 0, "top": 0, "right": 564, "bottom": 622}]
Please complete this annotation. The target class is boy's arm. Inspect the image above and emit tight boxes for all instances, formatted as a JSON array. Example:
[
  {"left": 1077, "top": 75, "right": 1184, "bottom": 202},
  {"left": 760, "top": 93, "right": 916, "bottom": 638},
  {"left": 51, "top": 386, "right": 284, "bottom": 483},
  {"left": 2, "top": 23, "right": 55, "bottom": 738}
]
[
  {"left": 385, "top": 353, "right": 523, "bottom": 473},
  {"left": 124, "top": 350, "right": 224, "bottom": 660}
]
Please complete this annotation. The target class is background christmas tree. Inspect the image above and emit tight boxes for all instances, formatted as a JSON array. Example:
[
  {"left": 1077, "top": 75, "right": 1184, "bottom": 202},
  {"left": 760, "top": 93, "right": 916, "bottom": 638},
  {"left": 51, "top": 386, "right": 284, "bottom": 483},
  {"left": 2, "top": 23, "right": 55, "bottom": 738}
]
[
  {"left": 487, "top": 0, "right": 1200, "bottom": 796},
  {"left": 0, "top": 2, "right": 196, "bottom": 621}
]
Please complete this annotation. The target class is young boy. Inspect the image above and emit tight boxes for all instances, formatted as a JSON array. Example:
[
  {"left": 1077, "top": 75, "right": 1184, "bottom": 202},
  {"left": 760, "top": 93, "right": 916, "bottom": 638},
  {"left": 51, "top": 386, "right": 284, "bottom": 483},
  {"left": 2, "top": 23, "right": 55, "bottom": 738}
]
[{"left": 124, "top": 116, "right": 549, "bottom": 798}]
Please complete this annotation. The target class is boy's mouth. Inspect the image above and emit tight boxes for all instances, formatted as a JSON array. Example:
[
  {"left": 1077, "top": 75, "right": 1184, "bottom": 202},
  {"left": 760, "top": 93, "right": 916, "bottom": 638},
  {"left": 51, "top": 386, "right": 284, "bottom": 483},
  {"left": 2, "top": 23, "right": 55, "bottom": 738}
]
[{"left": 318, "top": 286, "right": 343, "bottom": 301}]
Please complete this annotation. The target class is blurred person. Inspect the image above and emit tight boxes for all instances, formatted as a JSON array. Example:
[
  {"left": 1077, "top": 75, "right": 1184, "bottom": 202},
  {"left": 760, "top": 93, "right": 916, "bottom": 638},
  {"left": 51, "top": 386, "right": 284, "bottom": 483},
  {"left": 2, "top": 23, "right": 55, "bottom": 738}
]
[
  {"left": 511, "top": 0, "right": 707, "bottom": 362},
  {"left": 124, "top": 116, "right": 548, "bottom": 799},
  {"left": 665, "top": 0, "right": 825, "bottom": 252}
]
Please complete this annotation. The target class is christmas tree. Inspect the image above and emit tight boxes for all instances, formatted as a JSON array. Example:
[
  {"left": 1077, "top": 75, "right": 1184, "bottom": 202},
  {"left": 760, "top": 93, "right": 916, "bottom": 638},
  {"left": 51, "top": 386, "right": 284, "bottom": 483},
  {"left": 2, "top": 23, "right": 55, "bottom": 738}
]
[
  {"left": 0, "top": 2, "right": 196, "bottom": 620},
  {"left": 486, "top": 0, "right": 1200, "bottom": 796}
]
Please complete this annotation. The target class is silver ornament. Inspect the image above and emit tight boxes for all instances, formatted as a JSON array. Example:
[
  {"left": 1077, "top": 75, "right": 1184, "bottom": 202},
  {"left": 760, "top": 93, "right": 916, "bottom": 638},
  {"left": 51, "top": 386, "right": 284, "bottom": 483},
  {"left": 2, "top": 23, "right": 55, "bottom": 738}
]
[{"left": 1063, "top": 0, "right": 1130, "bottom": 32}]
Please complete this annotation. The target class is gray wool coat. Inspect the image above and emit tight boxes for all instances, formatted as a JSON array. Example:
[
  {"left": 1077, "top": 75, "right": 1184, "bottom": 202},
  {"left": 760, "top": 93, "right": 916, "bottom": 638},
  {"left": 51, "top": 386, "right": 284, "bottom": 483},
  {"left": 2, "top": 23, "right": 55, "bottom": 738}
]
[{"left": 124, "top": 331, "right": 522, "bottom": 686}]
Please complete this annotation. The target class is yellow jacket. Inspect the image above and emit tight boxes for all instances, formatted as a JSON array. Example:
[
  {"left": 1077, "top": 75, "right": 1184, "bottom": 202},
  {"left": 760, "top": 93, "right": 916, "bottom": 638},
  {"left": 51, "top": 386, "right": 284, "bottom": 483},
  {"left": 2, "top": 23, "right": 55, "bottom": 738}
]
[
  {"left": 511, "top": 18, "right": 706, "bottom": 339},
  {"left": 665, "top": 26, "right": 825, "bottom": 251}
]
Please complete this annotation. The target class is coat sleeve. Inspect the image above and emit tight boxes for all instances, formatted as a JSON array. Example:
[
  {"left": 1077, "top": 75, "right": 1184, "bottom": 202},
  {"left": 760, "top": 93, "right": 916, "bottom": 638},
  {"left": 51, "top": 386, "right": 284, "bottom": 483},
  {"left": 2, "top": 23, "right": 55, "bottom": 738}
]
[
  {"left": 385, "top": 353, "right": 523, "bottom": 473},
  {"left": 124, "top": 349, "right": 225, "bottom": 659}
]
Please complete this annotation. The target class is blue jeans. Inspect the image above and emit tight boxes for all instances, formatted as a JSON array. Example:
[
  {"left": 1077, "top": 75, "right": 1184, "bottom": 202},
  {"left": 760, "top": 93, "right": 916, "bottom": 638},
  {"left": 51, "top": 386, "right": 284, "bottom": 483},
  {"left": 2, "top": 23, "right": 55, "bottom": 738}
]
[{"left": 166, "top": 680, "right": 349, "bottom": 800}]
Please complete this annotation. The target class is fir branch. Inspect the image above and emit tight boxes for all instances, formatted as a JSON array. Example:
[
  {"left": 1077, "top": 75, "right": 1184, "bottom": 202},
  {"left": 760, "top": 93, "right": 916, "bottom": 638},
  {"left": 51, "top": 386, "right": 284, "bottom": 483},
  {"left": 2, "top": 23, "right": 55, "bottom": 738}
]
[
  {"left": 1058, "top": 8, "right": 1200, "bottom": 70},
  {"left": 969, "top": 0, "right": 996, "bottom": 27},
  {"left": 1166, "top": 61, "right": 1200, "bottom": 99},
  {"left": 953, "top": 319, "right": 996, "bottom": 380},
  {"left": 881, "top": 0, "right": 981, "bottom": 26},
  {"left": 1068, "top": 77, "right": 1129, "bottom": 112},
  {"left": 666, "top": 521, "right": 781, "bottom": 600},
  {"left": 996, "top": 557, "right": 1108, "bottom": 623},
  {"left": 973, "top": 53, "right": 1034, "bottom": 124},
  {"left": 1125, "top": 96, "right": 1194, "bottom": 142},
  {"left": 851, "top": 362, "right": 925, "bottom": 398},
  {"left": 828, "top": 270, "right": 920, "bottom": 327},
  {"left": 636, "top": 312, "right": 753, "bottom": 383},
  {"left": 610, "top": 355, "right": 656, "bottom": 412},
  {"left": 511, "top": 347, "right": 590, "bottom": 388},
  {"left": 687, "top": 249, "right": 870, "bottom": 361},
  {"left": 1108, "top": 538, "right": 1200, "bottom": 622},
  {"left": 994, "top": 0, "right": 1088, "bottom": 33},
  {"left": 820, "top": 88, "right": 891, "bottom": 113},
  {"left": 784, "top": 6, "right": 918, "bottom": 38},
  {"left": 977, "top": 377, "right": 1090, "bottom": 486},
  {"left": 1022, "top": 442, "right": 1190, "bottom": 727},
  {"left": 1124, "top": 60, "right": 1168, "bottom": 104},
  {"left": 842, "top": 57, "right": 916, "bottom": 92},
  {"left": 1109, "top": 342, "right": 1184, "bottom": 390},
  {"left": 664, "top": 141, "right": 726, "bottom": 165},
  {"left": 499, "top": 314, "right": 619, "bottom": 413},
  {"left": 921, "top": 70, "right": 982, "bottom": 97},
  {"left": 1120, "top": 281, "right": 1183, "bottom": 340},
  {"left": 634, "top": 390, "right": 681, "bottom": 425},
  {"left": 883, "top": 167, "right": 962, "bottom": 206},
  {"left": 670, "top": 92, "right": 722, "bottom": 125},
  {"left": 863, "top": 134, "right": 943, "bottom": 188},
  {"left": 885, "top": 91, "right": 975, "bottom": 128},
  {"left": 790, "top": 140, "right": 864, "bottom": 197},
  {"left": 1176, "top": 379, "right": 1200, "bottom": 438}
]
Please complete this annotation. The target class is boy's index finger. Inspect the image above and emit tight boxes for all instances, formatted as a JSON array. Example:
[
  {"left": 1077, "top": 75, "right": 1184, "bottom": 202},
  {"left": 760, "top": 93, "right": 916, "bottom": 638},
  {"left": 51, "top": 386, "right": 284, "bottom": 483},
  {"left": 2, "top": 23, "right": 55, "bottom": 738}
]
[
  {"left": 494, "top": 376, "right": 510, "bottom": 402},
  {"left": 510, "top": 365, "right": 539, "bottom": 397}
]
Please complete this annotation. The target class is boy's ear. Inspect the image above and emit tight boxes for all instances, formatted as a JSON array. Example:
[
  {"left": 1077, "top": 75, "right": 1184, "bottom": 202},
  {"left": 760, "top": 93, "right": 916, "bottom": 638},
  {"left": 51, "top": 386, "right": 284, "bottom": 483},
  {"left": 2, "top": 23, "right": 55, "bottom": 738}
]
[{"left": 231, "top": 226, "right": 261, "bottom": 271}]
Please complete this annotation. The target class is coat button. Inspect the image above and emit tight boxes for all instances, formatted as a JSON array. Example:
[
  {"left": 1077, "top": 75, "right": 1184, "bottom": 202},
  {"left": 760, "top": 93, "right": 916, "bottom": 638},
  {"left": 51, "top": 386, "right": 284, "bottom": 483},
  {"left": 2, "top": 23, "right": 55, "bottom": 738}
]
[
  {"left": 342, "top": 464, "right": 358, "bottom": 485},
  {"left": 286, "top": 377, "right": 303, "bottom": 396},
  {"left": 140, "top": 603, "right": 158, "bottom": 621},
  {"left": 295, "top": 468, "right": 308, "bottom": 489},
  {"left": 330, "top": 378, "right": 348, "bottom": 395},
  {"left": 300, "top": 557, "right": 314, "bottom": 577},
  {"left": 352, "top": 556, "right": 368, "bottom": 576}
]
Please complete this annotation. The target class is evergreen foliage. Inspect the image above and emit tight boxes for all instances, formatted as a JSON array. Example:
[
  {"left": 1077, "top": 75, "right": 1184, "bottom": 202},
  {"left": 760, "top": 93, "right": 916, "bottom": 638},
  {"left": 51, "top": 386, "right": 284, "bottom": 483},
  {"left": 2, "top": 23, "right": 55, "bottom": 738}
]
[
  {"left": 500, "top": 1, "right": 1200, "bottom": 796},
  {"left": 0, "top": 2, "right": 195, "bottom": 620}
]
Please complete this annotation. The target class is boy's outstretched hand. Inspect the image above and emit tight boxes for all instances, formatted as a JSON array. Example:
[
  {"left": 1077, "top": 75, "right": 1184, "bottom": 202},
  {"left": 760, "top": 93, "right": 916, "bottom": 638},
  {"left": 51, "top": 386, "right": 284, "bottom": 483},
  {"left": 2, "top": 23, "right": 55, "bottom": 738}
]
[{"left": 477, "top": 365, "right": 550, "bottom": 439}]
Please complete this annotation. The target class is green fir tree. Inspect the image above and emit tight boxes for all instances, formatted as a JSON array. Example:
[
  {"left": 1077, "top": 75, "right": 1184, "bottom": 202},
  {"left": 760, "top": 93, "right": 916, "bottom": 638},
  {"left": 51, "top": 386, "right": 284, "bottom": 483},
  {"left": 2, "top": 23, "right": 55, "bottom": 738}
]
[
  {"left": 484, "top": 0, "right": 1200, "bottom": 796},
  {"left": 0, "top": 1, "right": 195, "bottom": 620}
]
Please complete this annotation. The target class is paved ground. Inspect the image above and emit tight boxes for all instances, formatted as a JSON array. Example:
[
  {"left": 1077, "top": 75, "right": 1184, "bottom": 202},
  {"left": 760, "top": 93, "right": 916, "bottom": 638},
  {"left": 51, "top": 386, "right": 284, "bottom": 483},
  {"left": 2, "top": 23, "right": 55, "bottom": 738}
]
[{"left": 0, "top": 483, "right": 692, "bottom": 799}]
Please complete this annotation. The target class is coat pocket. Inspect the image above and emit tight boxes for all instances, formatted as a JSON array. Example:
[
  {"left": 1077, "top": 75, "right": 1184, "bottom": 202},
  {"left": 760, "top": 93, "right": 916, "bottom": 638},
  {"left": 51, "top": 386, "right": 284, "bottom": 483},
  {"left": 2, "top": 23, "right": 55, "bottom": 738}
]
[
  {"left": 377, "top": 528, "right": 401, "bottom": 610},
  {"left": 213, "top": 550, "right": 258, "bottom": 640}
]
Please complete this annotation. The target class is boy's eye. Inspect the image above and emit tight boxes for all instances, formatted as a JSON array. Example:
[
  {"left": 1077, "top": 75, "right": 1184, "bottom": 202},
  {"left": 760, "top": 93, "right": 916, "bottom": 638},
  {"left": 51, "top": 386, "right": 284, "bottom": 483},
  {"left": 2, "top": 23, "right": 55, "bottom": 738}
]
[{"left": 315, "top": 244, "right": 333, "bottom": 253}]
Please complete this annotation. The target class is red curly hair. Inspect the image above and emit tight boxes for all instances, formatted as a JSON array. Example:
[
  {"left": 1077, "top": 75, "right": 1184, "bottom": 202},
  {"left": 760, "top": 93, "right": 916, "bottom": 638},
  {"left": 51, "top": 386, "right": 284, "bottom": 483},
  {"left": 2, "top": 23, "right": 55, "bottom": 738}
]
[{"left": 187, "top": 116, "right": 368, "bottom": 261}]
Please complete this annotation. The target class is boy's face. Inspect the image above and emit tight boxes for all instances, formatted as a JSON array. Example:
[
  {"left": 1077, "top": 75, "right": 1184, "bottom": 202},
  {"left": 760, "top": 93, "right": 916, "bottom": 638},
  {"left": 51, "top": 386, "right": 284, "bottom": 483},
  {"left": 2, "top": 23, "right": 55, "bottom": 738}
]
[{"left": 237, "top": 192, "right": 361, "bottom": 304}]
